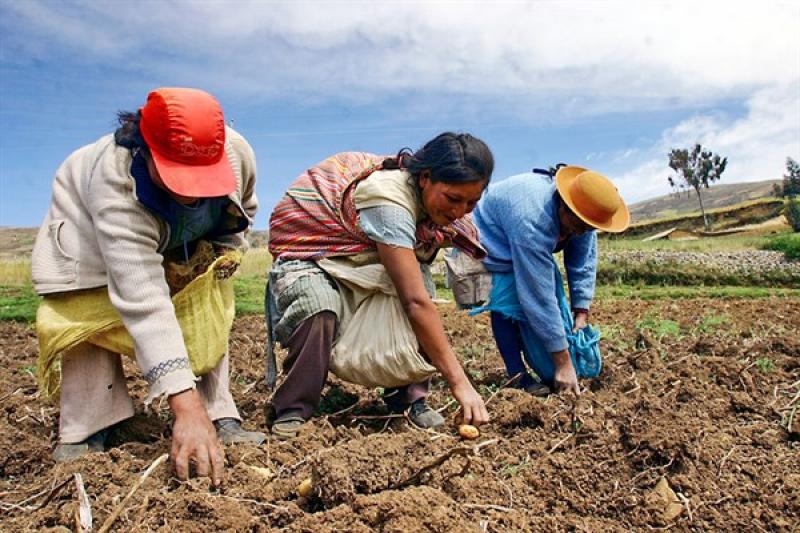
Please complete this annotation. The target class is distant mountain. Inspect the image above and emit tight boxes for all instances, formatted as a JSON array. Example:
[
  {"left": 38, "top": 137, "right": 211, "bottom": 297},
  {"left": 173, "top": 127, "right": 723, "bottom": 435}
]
[
  {"left": 0, "top": 179, "right": 785, "bottom": 256},
  {"left": 0, "top": 227, "right": 37, "bottom": 258},
  {"left": 0, "top": 227, "right": 272, "bottom": 258},
  {"left": 628, "top": 180, "right": 782, "bottom": 223}
]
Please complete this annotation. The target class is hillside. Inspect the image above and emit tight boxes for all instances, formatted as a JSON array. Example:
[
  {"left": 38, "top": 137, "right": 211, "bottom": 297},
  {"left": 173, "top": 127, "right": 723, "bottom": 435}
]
[
  {"left": 0, "top": 227, "right": 271, "bottom": 259},
  {"left": 0, "top": 227, "right": 37, "bottom": 258},
  {"left": 0, "top": 179, "right": 784, "bottom": 256},
  {"left": 628, "top": 179, "right": 781, "bottom": 223}
]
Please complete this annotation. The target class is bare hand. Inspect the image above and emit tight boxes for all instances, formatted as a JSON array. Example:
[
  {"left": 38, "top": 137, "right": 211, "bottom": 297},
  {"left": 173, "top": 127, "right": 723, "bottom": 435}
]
[
  {"left": 551, "top": 350, "right": 581, "bottom": 395},
  {"left": 452, "top": 380, "right": 490, "bottom": 426},
  {"left": 213, "top": 245, "right": 240, "bottom": 280},
  {"left": 573, "top": 311, "right": 589, "bottom": 333},
  {"left": 168, "top": 389, "right": 225, "bottom": 487}
]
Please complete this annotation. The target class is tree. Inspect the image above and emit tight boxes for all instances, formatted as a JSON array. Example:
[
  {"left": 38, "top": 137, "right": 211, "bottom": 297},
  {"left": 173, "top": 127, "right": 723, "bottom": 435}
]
[
  {"left": 667, "top": 144, "right": 728, "bottom": 231},
  {"left": 778, "top": 157, "right": 800, "bottom": 231},
  {"left": 776, "top": 157, "right": 800, "bottom": 197}
]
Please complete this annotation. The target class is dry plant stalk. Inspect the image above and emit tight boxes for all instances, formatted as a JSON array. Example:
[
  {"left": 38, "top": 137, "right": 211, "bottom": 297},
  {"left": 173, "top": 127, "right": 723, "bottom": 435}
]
[
  {"left": 392, "top": 439, "right": 498, "bottom": 489},
  {"left": 548, "top": 394, "right": 584, "bottom": 454},
  {"left": 73, "top": 473, "right": 92, "bottom": 532},
  {"left": 97, "top": 453, "right": 168, "bottom": 533}
]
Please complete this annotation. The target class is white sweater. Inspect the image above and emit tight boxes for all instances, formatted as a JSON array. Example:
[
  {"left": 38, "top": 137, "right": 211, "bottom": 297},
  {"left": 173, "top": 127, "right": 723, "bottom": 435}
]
[{"left": 32, "top": 127, "right": 258, "bottom": 400}]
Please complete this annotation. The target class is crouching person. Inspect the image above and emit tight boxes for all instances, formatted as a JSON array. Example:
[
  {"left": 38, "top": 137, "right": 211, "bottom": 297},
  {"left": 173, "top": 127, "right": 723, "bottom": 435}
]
[
  {"left": 266, "top": 133, "right": 494, "bottom": 439},
  {"left": 471, "top": 165, "right": 630, "bottom": 396},
  {"left": 32, "top": 88, "right": 265, "bottom": 485}
]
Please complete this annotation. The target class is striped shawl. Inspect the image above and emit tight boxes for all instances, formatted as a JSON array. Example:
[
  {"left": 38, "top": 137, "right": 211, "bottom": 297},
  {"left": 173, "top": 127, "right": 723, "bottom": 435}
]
[{"left": 268, "top": 152, "right": 486, "bottom": 261}]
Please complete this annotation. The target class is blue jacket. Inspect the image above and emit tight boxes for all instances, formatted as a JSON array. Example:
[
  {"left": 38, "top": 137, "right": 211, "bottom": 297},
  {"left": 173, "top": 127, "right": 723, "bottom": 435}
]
[{"left": 473, "top": 173, "right": 597, "bottom": 353}]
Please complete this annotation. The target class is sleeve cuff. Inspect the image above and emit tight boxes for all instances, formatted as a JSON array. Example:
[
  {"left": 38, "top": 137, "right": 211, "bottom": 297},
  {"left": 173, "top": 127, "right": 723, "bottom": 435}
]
[
  {"left": 144, "top": 364, "right": 198, "bottom": 404},
  {"left": 571, "top": 298, "right": 592, "bottom": 311},
  {"left": 544, "top": 336, "right": 569, "bottom": 353}
]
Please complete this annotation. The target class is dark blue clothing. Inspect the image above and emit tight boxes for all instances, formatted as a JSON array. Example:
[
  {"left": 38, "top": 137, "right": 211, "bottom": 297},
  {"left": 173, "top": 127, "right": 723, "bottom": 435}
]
[
  {"left": 490, "top": 312, "right": 537, "bottom": 389},
  {"left": 130, "top": 152, "right": 230, "bottom": 259}
]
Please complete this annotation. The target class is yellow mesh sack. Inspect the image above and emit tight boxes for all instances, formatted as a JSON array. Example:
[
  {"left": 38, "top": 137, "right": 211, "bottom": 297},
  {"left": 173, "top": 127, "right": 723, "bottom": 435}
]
[{"left": 36, "top": 251, "right": 240, "bottom": 400}]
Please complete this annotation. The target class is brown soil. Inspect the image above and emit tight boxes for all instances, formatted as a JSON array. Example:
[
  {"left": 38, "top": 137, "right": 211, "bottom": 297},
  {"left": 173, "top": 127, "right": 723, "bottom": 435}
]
[{"left": 1, "top": 299, "right": 798, "bottom": 531}]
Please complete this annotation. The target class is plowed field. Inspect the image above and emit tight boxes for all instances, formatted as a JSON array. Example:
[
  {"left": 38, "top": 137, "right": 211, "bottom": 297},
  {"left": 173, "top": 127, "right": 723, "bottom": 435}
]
[{"left": 1, "top": 298, "right": 798, "bottom": 531}]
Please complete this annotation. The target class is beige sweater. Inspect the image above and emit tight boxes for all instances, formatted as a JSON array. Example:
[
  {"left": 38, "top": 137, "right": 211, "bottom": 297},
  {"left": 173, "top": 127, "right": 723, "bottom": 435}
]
[{"left": 32, "top": 127, "right": 258, "bottom": 400}]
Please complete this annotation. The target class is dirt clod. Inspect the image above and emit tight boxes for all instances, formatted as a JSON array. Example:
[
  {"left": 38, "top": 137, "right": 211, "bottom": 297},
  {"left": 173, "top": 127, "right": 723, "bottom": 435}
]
[{"left": 1, "top": 298, "right": 798, "bottom": 531}]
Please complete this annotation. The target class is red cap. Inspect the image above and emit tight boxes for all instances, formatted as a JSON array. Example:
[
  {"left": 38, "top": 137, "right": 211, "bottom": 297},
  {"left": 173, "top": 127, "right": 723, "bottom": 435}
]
[{"left": 139, "top": 87, "right": 236, "bottom": 198}]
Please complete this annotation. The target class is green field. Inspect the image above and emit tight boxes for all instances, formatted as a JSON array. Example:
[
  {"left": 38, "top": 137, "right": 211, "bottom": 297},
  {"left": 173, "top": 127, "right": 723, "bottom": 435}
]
[{"left": 1, "top": 232, "right": 797, "bottom": 323}]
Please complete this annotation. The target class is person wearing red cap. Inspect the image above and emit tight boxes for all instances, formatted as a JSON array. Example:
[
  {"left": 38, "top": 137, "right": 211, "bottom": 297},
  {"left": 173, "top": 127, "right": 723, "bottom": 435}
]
[{"left": 32, "top": 87, "right": 263, "bottom": 485}]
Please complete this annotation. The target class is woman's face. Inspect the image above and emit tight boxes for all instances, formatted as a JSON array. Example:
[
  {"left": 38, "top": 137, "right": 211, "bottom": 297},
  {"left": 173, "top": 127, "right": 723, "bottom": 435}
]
[
  {"left": 558, "top": 202, "right": 594, "bottom": 238},
  {"left": 419, "top": 174, "right": 486, "bottom": 226}
]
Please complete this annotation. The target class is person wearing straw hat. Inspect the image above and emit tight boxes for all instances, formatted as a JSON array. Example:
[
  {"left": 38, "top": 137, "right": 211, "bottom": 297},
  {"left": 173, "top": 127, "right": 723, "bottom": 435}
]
[
  {"left": 470, "top": 165, "right": 630, "bottom": 395},
  {"left": 31, "top": 87, "right": 264, "bottom": 485}
]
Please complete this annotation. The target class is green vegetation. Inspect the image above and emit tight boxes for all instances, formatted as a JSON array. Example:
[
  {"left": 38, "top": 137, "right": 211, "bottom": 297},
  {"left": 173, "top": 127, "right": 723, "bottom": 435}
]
[
  {"left": 431, "top": 273, "right": 454, "bottom": 301},
  {"left": 500, "top": 460, "right": 532, "bottom": 478},
  {"left": 3, "top": 276, "right": 800, "bottom": 325},
  {"left": 598, "top": 324, "right": 633, "bottom": 351},
  {"left": 755, "top": 357, "right": 775, "bottom": 373},
  {"left": 785, "top": 198, "right": 800, "bottom": 232},
  {"left": 761, "top": 233, "right": 800, "bottom": 261},
  {"left": 18, "top": 364, "right": 36, "bottom": 377},
  {"left": 775, "top": 157, "right": 800, "bottom": 231},
  {"left": 0, "top": 238, "right": 798, "bottom": 325},
  {"left": 599, "top": 231, "right": 798, "bottom": 287},
  {"left": 697, "top": 312, "right": 730, "bottom": 333},
  {"left": 635, "top": 314, "right": 682, "bottom": 339},
  {"left": 0, "top": 273, "right": 269, "bottom": 323},
  {"left": 478, "top": 382, "right": 501, "bottom": 397},
  {"left": 0, "top": 285, "right": 40, "bottom": 322},
  {"left": 233, "top": 274, "right": 266, "bottom": 316},
  {"left": 595, "top": 285, "right": 800, "bottom": 300},
  {"left": 597, "top": 257, "right": 797, "bottom": 287}
]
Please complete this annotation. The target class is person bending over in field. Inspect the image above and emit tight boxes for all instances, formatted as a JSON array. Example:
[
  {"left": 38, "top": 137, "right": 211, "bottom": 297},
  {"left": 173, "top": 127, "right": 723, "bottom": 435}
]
[
  {"left": 32, "top": 87, "right": 264, "bottom": 485},
  {"left": 266, "top": 133, "right": 493, "bottom": 439},
  {"left": 469, "top": 165, "right": 630, "bottom": 396}
]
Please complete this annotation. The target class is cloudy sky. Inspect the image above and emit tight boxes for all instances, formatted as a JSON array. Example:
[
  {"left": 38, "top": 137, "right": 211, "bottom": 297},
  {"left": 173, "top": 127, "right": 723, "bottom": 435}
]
[{"left": 1, "top": 0, "right": 798, "bottom": 228}]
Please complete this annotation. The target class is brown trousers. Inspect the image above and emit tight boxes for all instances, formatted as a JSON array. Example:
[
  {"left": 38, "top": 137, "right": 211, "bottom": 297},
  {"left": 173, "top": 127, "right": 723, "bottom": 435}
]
[
  {"left": 59, "top": 343, "right": 239, "bottom": 443},
  {"left": 271, "top": 311, "right": 430, "bottom": 419}
]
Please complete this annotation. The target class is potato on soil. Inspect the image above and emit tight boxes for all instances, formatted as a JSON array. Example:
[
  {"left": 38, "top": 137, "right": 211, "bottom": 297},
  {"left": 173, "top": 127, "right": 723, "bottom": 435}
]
[
  {"left": 297, "top": 477, "right": 313, "bottom": 498},
  {"left": 458, "top": 424, "right": 480, "bottom": 440}
]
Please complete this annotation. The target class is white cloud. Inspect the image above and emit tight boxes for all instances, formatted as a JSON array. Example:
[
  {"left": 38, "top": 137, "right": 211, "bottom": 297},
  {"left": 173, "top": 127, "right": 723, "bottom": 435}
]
[
  {"left": 2, "top": 0, "right": 798, "bottom": 117},
  {"left": 615, "top": 82, "right": 800, "bottom": 204},
  {"left": 2, "top": 0, "right": 797, "bottom": 206}
]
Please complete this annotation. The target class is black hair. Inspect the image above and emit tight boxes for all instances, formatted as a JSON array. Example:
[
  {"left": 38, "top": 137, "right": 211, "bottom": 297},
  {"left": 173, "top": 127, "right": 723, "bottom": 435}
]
[
  {"left": 532, "top": 163, "right": 567, "bottom": 181},
  {"left": 383, "top": 132, "right": 494, "bottom": 187},
  {"left": 113, "top": 110, "right": 148, "bottom": 153}
]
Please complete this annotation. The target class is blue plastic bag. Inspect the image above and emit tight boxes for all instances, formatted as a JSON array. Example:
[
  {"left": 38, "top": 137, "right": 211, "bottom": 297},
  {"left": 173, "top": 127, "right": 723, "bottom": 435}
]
[{"left": 471, "top": 260, "right": 602, "bottom": 383}]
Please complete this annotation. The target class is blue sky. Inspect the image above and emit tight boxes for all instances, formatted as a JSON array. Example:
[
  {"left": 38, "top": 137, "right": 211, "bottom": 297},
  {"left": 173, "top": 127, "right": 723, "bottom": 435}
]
[{"left": 1, "top": 0, "right": 798, "bottom": 229}]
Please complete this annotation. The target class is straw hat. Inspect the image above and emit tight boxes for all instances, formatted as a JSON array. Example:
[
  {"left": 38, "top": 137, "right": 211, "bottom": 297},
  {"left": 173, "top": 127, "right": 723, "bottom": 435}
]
[{"left": 555, "top": 166, "right": 630, "bottom": 233}]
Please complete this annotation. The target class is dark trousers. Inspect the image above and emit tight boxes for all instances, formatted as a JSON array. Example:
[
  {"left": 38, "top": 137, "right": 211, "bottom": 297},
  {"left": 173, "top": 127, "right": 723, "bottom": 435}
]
[
  {"left": 272, "top": 311, "right": 430, "bottom": 419},
  {"left": 490, "top": 311, "right": 536, "bottom": 389}
]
